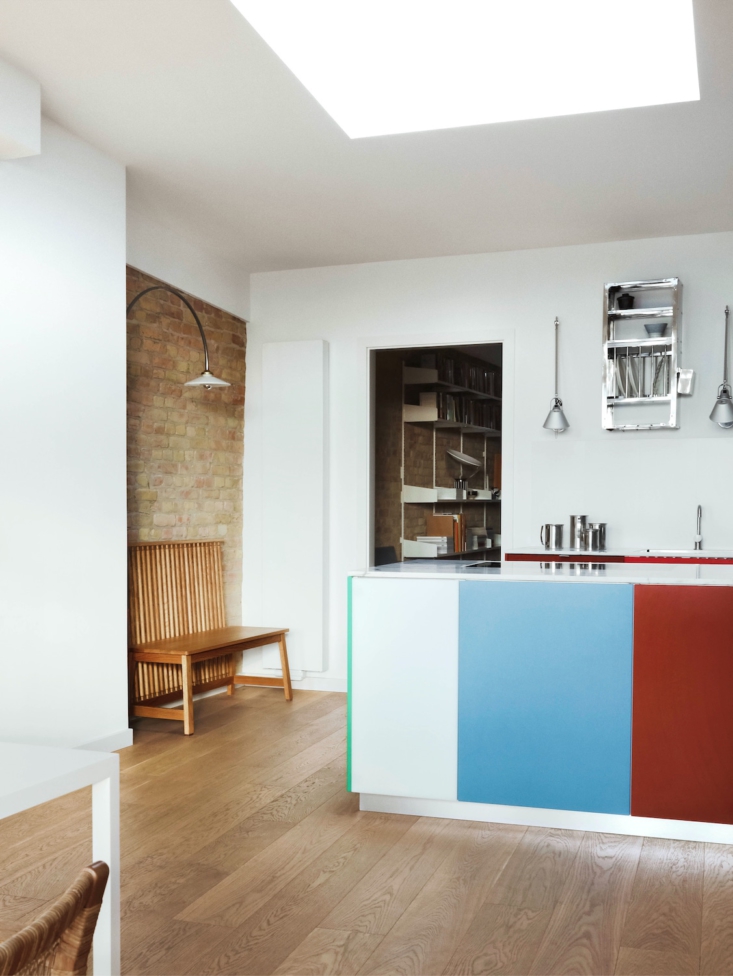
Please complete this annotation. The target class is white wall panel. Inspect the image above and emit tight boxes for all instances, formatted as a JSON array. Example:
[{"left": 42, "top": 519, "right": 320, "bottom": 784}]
[
  {"left": 0, "top": 120, "right": 128, "bottom": 748},
  {"left": 126, "top": 204, "right": 250, "bottom": 319},
  {"left": 351, "top": 576, "right": 458, "bottom": 799},
  {"left": 0, "top": 56, "right": 40, "bottom": 159},
  {"left": 261, "top": 340, "right": 328, "bottom": 671}
]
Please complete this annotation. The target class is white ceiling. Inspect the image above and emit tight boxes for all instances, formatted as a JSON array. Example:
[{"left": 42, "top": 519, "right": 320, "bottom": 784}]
[{"left": 0, "top": 0, "right": 732, "bottom": 274}]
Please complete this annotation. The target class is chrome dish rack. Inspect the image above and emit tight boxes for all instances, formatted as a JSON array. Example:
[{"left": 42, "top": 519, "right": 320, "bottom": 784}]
[{"left": 602, "top": 277, "right": 691, "bottom": 431}]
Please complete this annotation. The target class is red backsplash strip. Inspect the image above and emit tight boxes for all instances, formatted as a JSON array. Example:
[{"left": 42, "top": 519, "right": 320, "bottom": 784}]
[
  {"left": 506, "top": 553, "right": 733, "bottom": 565},
  {"left": 505, "top": 553, "right": 625, "bottom": 563},
  {"left": 625, "top": 556, "right": 733, "bottom": 564}
]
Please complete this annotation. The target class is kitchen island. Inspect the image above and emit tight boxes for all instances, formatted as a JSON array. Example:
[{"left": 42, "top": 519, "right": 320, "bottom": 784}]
[{"left": 348, "top": 560, "right": 733, "bottom": 843}]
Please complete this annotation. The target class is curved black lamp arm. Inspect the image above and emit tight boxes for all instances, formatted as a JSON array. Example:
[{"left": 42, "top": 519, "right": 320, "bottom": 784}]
[{"left": 126, "top": 285, "right": 210, "bottom": 373}]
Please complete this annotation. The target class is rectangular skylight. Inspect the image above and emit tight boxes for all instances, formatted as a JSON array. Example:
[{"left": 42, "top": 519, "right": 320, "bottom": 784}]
[{"left": 230, "top": 0, "right": 700, "bottom": 139}]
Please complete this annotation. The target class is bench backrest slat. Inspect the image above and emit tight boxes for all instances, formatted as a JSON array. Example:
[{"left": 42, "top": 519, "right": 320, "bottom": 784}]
[{"left": 128, "top": 541, "right": 226, "bottom": 644}]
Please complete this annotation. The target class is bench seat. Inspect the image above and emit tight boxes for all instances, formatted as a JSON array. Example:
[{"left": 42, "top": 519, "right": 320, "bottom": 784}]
[
  {"left": 128, "top": 542, "right": 292, "bottom": 735},
  {"left": 130, "top": 626, "right": 292, "bottom": 735}
]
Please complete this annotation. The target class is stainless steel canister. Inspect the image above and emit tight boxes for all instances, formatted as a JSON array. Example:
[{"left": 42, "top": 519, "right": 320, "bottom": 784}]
[
  {"left": 569, "top": 515, "right": 588, "bottom": 551},
  {"left": 540, "top": 523, "right": 564, "bottom": 550},
  {"left": 588, "top": 522, "right": 607, "bottom": 551}
]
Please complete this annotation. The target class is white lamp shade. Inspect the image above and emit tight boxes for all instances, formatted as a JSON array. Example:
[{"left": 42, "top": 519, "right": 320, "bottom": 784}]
[
  {"left": 710, "top": 388, "right": 733, "bottom": 428},
  {"left": 184, "top": 370, "right": 230, "bottom": 389},
  {"left": 543, "top": 398, "right": 569, "bottom": 432}
]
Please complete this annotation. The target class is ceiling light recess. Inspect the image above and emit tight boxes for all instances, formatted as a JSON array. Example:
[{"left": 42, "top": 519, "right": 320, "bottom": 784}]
[{"left": 230, "top": 0, "right": 700, "bottom": 139}]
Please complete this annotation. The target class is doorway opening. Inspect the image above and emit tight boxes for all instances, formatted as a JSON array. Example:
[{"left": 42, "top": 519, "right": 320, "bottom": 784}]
[{"left": 372, "top": 342, "right": 502, "bottom": 567}]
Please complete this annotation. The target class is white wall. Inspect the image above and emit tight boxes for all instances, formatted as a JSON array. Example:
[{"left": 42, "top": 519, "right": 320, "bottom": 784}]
[
  {"left": 244, "top": 231, "right": 733, "bottom": 690},
  {"left": 0, "top": 118, "right": 129, "bottom": 749},
  {"left": 126, "top": 202, "right": 250, "bottom": 319},
  {"left": 0, "top": 55, "right": 40, "bottom": 159},
  {"left": 261, "top": 340, "right": 328, "bottom": 673}
]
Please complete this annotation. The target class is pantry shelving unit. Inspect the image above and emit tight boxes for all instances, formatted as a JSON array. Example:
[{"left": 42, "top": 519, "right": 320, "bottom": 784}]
[
  {"left": 401, "top": 349, "right": 502, "bottom": 560},
  {"left": 602, "top": 277, "right": 685, "bottom": 431}
]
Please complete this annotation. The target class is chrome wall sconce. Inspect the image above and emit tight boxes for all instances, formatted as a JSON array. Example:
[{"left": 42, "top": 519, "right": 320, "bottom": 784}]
[
  {"left": 126, "top": 285, "right": 230, "bottom": 389},
  {"left": 543, "top": 316, "right": 570, "bottom": 433},
  {"left": 709, "top": 305, "right": 733, "bottom": 428}
]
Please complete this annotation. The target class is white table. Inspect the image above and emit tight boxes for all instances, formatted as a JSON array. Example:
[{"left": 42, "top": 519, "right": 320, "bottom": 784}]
[{"left": 0, "top": 742, "right": 120, "bottom": 975}]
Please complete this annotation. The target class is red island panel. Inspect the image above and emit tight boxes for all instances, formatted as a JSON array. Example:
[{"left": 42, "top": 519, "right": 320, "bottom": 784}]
[
  {"left": 632, "top": 585, "right": 733, "bottom": 825},
  {"left": 626, "top": 556, "right": 733, "bottom": 564}
]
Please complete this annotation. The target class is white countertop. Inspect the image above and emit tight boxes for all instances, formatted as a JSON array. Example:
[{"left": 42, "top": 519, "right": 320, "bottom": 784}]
[
  {"left": 0, "top": 740, "right": 117, "bottom": 818},
  {"left": 0, "top": 741, "right": 120, "bottom": 975},
  {"left": 355, "top": 560, "right": 733, "bottom": 585}
]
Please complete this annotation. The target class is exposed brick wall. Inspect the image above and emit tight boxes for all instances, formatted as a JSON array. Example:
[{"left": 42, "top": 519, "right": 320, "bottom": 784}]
[{"left": 126, "top": 267, "right": 246, "bottom": 624}]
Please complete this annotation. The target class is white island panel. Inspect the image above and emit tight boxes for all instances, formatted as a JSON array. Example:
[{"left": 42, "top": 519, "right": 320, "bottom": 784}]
[{"left": 351, "top": 576, "right": 458, "bottom": 799}]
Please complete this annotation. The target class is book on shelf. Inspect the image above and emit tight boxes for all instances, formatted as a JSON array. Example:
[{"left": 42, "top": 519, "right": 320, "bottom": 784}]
[
  {"left": 426, "top": 514, "right": 455, "bottom": 537},
  {"left": 406, "top": 348, "right": 501, "bottom": 398},
  {"left": 418, "top": 391, "right": 501, "bottom": 430},
  {"left": 435, "top": 353, "right": 501, "bottom": 397},
  {"left": 423, "top": 512, "right": 465, "bottom": 553},
  {"left": 492, "top": 454, "right": 502, "bottom": 489},
  {"left": 454, "top": 513, "right": 466, "bottom": 554}
]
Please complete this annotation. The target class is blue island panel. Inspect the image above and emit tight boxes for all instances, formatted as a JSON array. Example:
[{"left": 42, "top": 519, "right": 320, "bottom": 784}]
[{"left": 458, "top": 581, "right": 633, "bottom": 814}]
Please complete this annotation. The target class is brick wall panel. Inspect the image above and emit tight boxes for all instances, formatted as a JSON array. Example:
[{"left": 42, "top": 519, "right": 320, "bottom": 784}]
[{"left": 126, "top": 267, "right": 246, "bottom": 624}]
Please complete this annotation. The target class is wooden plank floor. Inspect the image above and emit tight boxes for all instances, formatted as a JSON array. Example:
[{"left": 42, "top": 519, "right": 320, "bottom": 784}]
[{"left": 2, "top": 687, "right": 733, "bottom": 974}]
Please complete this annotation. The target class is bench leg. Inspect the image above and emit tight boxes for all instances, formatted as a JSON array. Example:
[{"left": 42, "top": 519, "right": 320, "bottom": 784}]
[
  {"left": 181, "top": 657, "right": 195, "bottom": 734},
  {"left": 279, "top": 634, "right": 293, "bottom": 702}
]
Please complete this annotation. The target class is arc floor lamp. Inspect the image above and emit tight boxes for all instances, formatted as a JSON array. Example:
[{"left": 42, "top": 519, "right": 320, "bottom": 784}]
[{"left": 126, "top": 285, "right": 230, "bottom": 389}]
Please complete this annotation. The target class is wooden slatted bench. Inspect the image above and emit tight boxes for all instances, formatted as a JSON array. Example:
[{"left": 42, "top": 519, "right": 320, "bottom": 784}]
[{"left": 128, "top": 540, "right": 292, "bottom": 735}]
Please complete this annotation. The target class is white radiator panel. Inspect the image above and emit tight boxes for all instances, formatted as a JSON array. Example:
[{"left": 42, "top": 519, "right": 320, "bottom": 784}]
[{"left": 261, "top": 340, "right": 328, "bottom": 672}]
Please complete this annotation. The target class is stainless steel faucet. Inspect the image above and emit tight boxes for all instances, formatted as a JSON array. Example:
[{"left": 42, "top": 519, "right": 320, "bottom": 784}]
[{"left": 694, "top": 505, "right": 702, "bottom": 550}]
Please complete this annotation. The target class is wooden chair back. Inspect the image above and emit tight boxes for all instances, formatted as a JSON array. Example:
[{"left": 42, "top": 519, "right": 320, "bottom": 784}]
[
  {"left": 128, "top": 540, "right": 226, "bottom": 644},
  {"left": 0, "top": 861, "right": 108, "bottom": 976}
]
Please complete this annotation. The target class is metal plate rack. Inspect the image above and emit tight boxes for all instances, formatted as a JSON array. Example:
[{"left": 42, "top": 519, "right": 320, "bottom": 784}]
[{"left": 602, "top": 277, "right": 684, "bottom": 431}]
